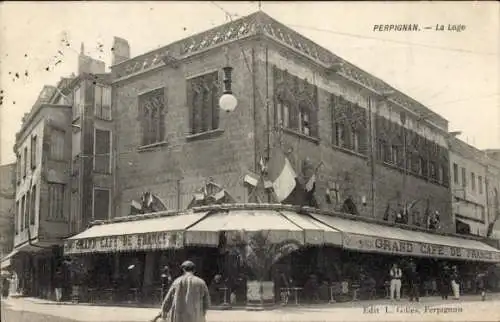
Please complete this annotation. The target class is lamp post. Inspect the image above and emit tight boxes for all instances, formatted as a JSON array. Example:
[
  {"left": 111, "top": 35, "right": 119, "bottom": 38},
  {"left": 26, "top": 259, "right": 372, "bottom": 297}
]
[{"left": 219, "top": 66, "right": 238, "bottom": 113}]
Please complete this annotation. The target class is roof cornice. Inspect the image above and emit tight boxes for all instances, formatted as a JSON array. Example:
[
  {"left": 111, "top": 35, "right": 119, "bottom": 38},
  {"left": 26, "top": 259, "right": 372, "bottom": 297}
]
[{"left": 111, "top": 11, "right": 447, "bottom": 129}]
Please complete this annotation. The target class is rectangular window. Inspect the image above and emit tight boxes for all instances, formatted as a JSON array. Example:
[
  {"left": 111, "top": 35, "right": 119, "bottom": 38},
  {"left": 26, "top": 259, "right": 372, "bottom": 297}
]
[
  {"left": 48, "top": 183, "right": 65, "bottom": 220},
  {"left": 351, "top": 128, "right": 360, "bottom": 152},
  {"left": 390, "top": 145, "right": 399, "bottom": 164},
  {"left": 298, "top": 108, "right": 311, "bottom": 136},
  {"left": 461, "top": 167, "right": 466, "bottom": 187},
  {"left": 73, "top": 86, "right": 83, "bottom": 119},
  {"left": 478, "top": 176, "right": 483, "bottom": 194},
  {"left": 453, "top": 163, "right": 459, "bottom": 184},
  {"left": 188, "top": 72, "right": 219, "bottom": 135},
  {"left": 429, "top": 162, "right": 437, "bottom": 180},
  {"left": 471, "top": 172, "right": 476, "bottom": 191},
  {"left": 276, "top": 100, "right": 291, "bottom": 129},
  {"left": 25, "top": 190, "right": 30, "bottom": 230},
  {"left": 30, "top": 185, "right": 36, "bottom": 225},
  {"left": 30, "top": 135, "right": 37, "bottom": 169},
  {"left": 23, "top": 147, "right": 28, "bottom": 178},
  {"left": 50, "top": 129, "right": 65, "bottom": 160},
  {"left": 15, "top": 201, "right": 19, "bottom": 235},
  {"left": 20, "top": 196, "right": 25, "bottom": 231},
  {"left": 334, "top": 123, "right": 346, "bottom": 148},
  {"left": 94, "top": 85, "right": 112, "bottom": 120},
  {"left": 93, "top": 188, "right": 110, "bottom": 221},
  {"left": 439, "top": 165, "right": 445, "bottom": 183},
  {"left": 139, "top": 88, "right": 166, "bottom": 145},
  {"left": 94, "top": 128, "right": 111, "bottom": 173},
  {"left": 72, "top": 130, "right": 81, "bottom": 159},
  {"left": 16, "top": 154, "right": 21, "bottom": 184}
]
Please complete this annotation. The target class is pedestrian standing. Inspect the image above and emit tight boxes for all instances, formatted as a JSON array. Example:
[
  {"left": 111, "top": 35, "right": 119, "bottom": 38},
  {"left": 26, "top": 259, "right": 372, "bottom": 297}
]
[
  {"left": 389, "top": 263, "right": 402, "bottom": 301},
  {"left": 155, "top": 260, "right": 210, "bottom": 322},
  {"left": 407, "top": 263, "right": 420, "bottom": 302},
  {"left": 450, "top": 266, "right": 460, "bottom": 300},
  {"left": 438, "top": 265, "right": 450, "bottom": 300},
  {"left": 160, "top": 265, "right": 173, "bottom": 300},
  {"left": 54, "top": 267, "right": 63, "bottom": 302}
]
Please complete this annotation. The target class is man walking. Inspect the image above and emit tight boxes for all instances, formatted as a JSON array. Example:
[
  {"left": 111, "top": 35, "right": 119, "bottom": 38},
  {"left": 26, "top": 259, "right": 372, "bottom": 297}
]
[
  {"left": 407, "top": 262, "right": 420, "bottom": 302},
  {"left": 156, "top": 260, "right": 210, "bottom": 322},
  {"left": 389, "top": 263, "right": 402, "bottom": 301}
]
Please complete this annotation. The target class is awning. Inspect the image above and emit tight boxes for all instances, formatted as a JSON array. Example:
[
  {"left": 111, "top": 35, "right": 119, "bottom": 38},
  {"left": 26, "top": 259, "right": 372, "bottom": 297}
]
[
  {"left": 64, "top": 212, "right": 208, "bottom": 255},
  {"left": 456, "top": 217, "right": 486, "bottom": 236},
  {"left": 184, "top": 209, "right": 342, "bottom": 247},
  {"left": 311, "top": 213, "right": 500, "bottom": 263},
  {"left": 1, "top": 250, "right": 19, "bottom": 269}
]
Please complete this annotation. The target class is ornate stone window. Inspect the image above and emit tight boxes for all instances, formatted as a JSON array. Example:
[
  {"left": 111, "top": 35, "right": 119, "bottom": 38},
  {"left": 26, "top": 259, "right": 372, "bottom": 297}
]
[
  {"left": 139, "top": 88, "right": 166, "bottom": 146},
  {"left": 331, "top": 94, "right": 367, "bottom": 154},
  {"left": 273, "top": 67, "right": 318, "bottom": 138},
  {"left": 187, "top": 71, "right": 220, "bottom": 135}
]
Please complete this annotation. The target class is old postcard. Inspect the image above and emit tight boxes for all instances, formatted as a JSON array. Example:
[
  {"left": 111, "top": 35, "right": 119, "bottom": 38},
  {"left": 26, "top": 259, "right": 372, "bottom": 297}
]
[{"left": 1, "top": 1, "right": 499, "bottom": 322}]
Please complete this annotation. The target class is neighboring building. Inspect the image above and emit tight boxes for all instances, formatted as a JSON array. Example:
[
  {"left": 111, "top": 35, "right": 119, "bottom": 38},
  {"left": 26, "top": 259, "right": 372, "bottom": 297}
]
[
  {"left": 449, "top": 137, "right": 489, "bottom": 236},
  {"left": 484, "top": 149, "right": 500, "bottom": 243},
  {"left": 67, "top": 45, "right": 113, "bottom": 232},
  {"left": 0, "top": 163, "right": 15, "bottom": 259},
  {"left": 11, "top": 85, "right": 73, "bottom": 298},
  {"left": 3, "top": 45, "right": 111, "bottom": 300},
  {"left": 111, "top": 11, "right": 452, "bottom": 231}
]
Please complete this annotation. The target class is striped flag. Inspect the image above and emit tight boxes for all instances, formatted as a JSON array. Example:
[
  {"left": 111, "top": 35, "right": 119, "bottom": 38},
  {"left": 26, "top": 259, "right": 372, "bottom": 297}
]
[
  {"left": 267, "top": 148, "right": 297, "bottom": 202},
  {"left": 212, "top": 188, "right": 225, "bottom": 202},
  {"left": 130, "top": 200, "right": 143, "bottom": 215}
]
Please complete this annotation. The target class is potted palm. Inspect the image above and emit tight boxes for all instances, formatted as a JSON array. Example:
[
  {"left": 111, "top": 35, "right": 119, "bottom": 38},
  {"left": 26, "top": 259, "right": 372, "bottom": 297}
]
[
  {"left": 230, "top": 230, "right": 299, "bottom": 310},
  {"left": 64, "top": 257, "right": 87, "bottom": 303}
]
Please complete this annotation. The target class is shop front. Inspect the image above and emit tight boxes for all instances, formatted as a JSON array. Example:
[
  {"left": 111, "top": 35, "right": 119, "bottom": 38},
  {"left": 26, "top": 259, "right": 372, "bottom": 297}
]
[{"left": 63, "top": 204, "right": 500, "bottom": 308}]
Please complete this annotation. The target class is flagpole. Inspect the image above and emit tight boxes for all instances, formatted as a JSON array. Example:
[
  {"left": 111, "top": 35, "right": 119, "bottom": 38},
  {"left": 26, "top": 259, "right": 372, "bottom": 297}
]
[{"left": 368, "top": 97, "right": 376, "bottom": 218}]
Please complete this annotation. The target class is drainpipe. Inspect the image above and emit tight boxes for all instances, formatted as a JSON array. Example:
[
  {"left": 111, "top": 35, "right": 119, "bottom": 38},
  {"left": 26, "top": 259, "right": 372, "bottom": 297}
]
[{"left": 368, "top": 97, "right": 376, "bottom": 217}]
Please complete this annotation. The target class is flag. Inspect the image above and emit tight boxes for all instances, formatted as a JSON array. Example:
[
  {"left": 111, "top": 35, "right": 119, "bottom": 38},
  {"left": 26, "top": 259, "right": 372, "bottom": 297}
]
[
  {"left": 213, "top": 188, "right": 225, "bottom": 202},
  {"left": 305, "top": 173, "right": 316, "bottom": 192},
  {"left": 259, "top": 156, "right": 267, "bottom": 174},
  {"left": 130, "top": 200, "right": 142, "bottom": 215},
  {"left": 244, "top": 173, "right": 259, "bottom": 187},
  {"left": 267, "top": 148, "right": 297, "bottom": 202},
  {"left": 383, "top": 203, "right": 390, "bottom": 221}
]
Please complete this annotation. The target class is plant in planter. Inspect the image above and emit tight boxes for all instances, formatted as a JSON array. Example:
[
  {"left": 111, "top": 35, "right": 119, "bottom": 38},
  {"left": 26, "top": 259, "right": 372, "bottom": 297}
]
[
  {"left": 229, "top": 230, "right": 300, "bottom": 310},
  {"left": 63, "top": 257, "right": 88, "bottom": 303}
]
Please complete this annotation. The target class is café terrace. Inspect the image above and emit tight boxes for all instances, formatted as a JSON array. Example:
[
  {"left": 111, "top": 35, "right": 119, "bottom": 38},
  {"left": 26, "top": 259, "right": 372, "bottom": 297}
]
[{"left": 63, "top": 203, "right": 500, "bottom": 306}]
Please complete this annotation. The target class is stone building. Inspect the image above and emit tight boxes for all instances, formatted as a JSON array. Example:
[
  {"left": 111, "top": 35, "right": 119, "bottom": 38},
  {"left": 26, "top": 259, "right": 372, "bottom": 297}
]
[
  {"left": 1, "top": 45, "right": 112, "bottom": 300},
  {"left": 63, "top": 11, "right": 500, "bottom": 306},
  {"left": 0, "top": 163, "right": 15, "bottom": 259},
  {"left": 449, "top": 137, "right": 489, "bottom": 236},
  {"left": 111, "top": 11, "right": 452, "bottom": 232},
  {"left": 10, "top": 84, "right": 73, "bottom": 298}
]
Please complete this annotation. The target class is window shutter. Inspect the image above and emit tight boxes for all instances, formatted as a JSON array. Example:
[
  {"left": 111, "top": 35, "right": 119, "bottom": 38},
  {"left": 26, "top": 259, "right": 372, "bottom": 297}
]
[{"left": 186, "top": 80, "right": 194, "bottom": 134}]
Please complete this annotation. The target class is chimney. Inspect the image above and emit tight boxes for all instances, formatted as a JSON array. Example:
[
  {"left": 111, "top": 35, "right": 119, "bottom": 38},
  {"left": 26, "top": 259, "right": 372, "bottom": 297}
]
[
  {"left": 78, "top": 42, "right": 106, "bottom": 75},
  {"left": 112, "top": 36, "right": 131, "bottom": 66}
]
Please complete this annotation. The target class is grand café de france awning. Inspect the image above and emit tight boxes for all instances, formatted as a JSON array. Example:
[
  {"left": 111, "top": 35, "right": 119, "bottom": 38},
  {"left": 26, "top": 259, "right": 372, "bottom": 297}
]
[{"left": 63, "top": 205, "right": 500, "bottom": 264}]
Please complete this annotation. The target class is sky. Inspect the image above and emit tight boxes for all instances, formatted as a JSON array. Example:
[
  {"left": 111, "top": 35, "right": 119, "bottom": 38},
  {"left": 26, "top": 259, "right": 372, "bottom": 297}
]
[{"left": 0, "top": 1, "right": 499, "bottom": 165}]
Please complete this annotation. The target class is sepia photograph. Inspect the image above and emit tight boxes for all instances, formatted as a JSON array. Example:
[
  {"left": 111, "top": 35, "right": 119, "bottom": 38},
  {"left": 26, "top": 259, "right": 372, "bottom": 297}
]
[{"left": 0, "top": 1, "right": 499, "bottom": 321}]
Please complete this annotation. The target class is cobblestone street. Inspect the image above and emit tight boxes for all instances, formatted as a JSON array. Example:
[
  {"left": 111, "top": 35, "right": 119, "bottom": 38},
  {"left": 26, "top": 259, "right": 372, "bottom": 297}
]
[{"left": 2, "top": 295, "right": 500, "bottom": 322}]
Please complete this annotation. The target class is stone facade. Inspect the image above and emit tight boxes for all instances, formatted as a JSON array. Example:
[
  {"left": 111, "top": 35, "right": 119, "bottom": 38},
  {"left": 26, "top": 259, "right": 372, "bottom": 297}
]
[
  {"left": 111, "top": 12, "right": 452, "bottom": 233},
  {"left": 449, "top": 137, "right": 489, "bottom": 236},
  {"left": 0, "top": 163, "right": 15, "bottom": 257}
]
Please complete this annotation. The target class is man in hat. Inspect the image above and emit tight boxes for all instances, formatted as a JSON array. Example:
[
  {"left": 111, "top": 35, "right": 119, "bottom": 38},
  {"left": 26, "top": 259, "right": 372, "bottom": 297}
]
[{"left": 157, "top": 260, "right": 210, "bottom": 322}]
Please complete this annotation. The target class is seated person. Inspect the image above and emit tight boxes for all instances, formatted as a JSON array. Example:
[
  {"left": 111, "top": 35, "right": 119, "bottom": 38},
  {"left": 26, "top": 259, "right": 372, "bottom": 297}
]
[
  {"left": 209, "top": 274, "right": 225, "bottom": 305},
  {"left": 303, "top": 274, "right": 320, "bottom": 303}
]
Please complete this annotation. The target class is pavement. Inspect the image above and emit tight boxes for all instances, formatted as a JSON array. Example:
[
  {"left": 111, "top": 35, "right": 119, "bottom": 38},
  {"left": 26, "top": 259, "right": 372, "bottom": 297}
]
[{"left": 2, "top": 294, "right": 500, "bottom": 322}]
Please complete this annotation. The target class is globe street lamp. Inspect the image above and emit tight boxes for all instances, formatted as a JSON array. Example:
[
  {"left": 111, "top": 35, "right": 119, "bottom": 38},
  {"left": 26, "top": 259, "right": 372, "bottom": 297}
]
[{"left": 219, "top": 66, "right": 238, "bottom": 113}]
